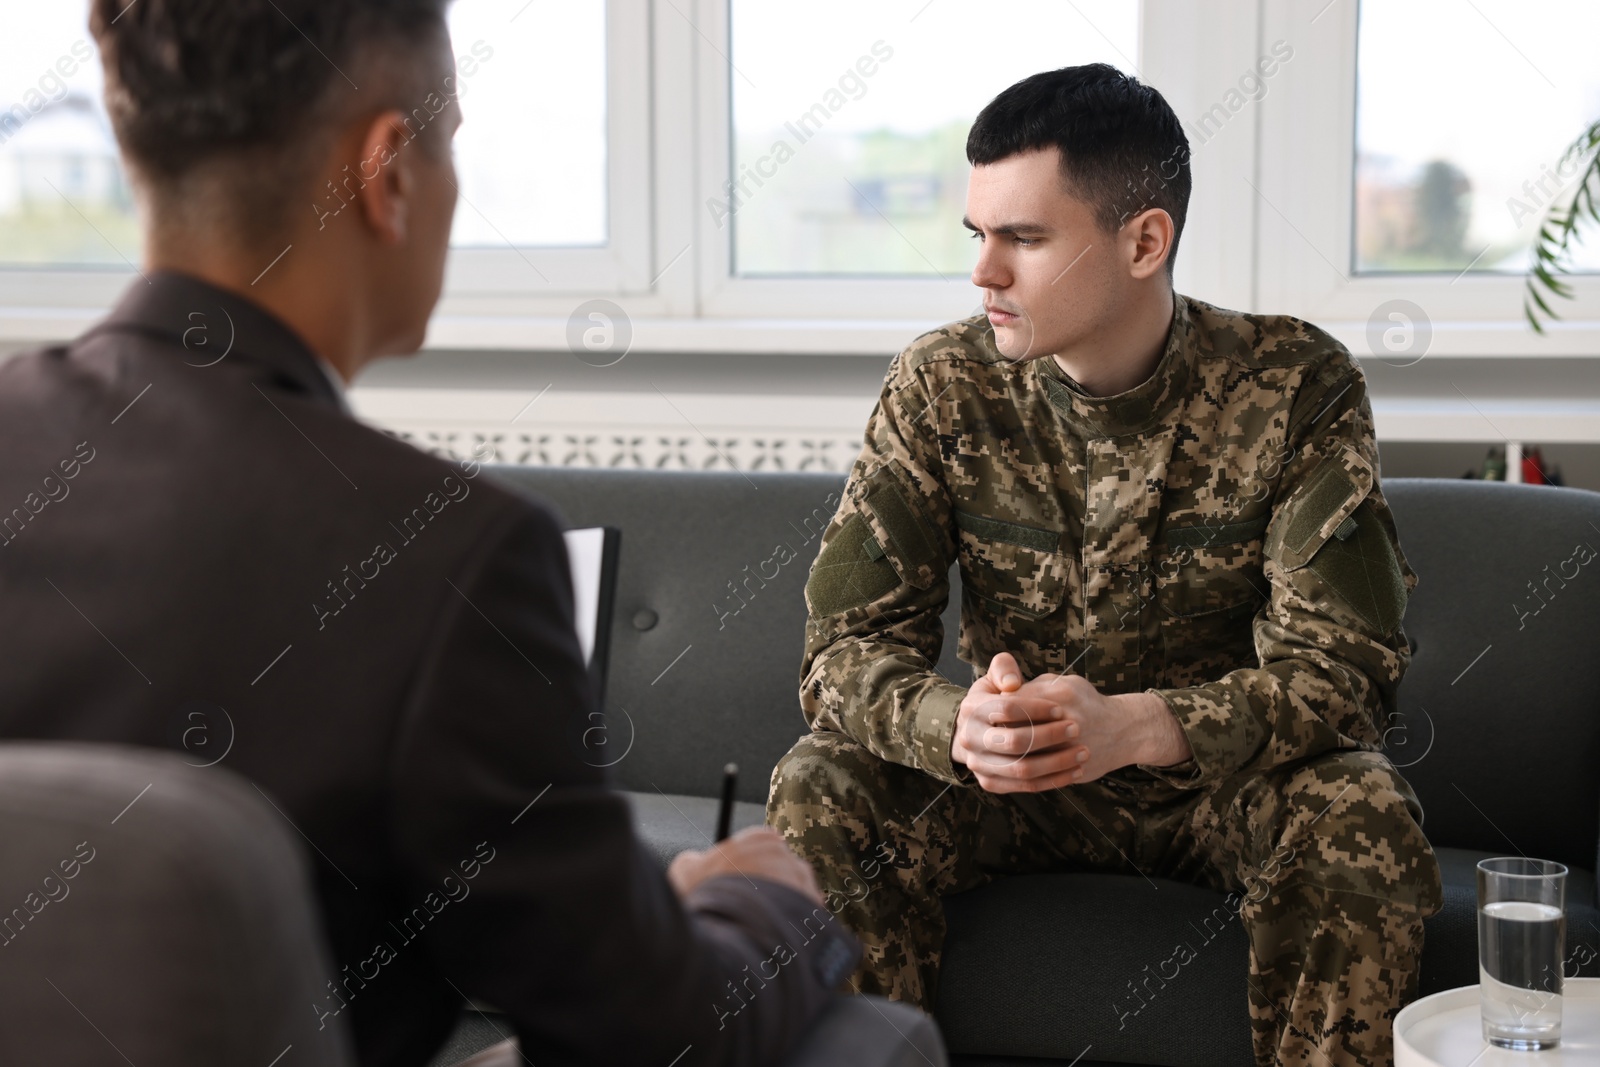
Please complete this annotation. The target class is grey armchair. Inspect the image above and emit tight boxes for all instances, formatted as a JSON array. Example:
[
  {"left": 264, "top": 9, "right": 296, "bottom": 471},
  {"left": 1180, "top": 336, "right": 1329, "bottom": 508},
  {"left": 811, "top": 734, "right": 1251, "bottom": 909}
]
[{"left": 0, "top": 743, "right": 354, "bottom": 1067}]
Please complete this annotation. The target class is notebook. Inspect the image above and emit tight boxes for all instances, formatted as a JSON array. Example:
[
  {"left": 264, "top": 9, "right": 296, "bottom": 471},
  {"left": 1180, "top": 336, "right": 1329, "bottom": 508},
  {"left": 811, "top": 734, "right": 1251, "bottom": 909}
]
[{"left": 562, "top": 526, "right": 622, "bottom": 707}]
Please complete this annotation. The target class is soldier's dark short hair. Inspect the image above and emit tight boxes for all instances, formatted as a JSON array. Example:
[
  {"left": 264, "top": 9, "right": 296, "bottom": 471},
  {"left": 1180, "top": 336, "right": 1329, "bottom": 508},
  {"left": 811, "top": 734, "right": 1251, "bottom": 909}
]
[
  {"left": 90, "top": 0, "right": 452, "bottom": 244},
  {"left": 967, "top": 63, "right": 1191, "bottom": 274}
]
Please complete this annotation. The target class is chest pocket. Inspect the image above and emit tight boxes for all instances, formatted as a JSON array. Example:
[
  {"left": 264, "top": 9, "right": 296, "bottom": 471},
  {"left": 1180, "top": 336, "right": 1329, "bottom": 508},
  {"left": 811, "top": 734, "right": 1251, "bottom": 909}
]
[
  {"left": 1155, "top": 513, "right": 1270, "bottom": 684},
  {"left": 954, "top": 508, "right": 1069, "bottom": 621},
  {"left": 1158, "top": 514, "right": 1271, "bottom": 615}
]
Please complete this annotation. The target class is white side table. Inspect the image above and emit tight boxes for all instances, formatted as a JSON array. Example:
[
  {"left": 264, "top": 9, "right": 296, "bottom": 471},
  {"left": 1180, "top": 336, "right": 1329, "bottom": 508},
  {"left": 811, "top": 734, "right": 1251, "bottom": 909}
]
[{"left": 1396, "top": 978, "right": 1599, "bottom": 1065}]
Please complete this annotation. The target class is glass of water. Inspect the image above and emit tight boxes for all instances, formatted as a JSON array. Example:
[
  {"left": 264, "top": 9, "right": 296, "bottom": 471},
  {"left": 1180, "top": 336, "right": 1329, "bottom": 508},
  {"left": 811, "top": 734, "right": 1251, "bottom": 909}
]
[{"left": 1477, "top": 857, "right": 1568, "bottom": 1049}]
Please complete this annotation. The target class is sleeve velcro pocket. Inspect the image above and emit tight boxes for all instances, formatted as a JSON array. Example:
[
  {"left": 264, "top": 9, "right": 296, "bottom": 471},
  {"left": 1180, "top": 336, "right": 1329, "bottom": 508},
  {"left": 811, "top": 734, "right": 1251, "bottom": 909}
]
[
  {"left": 1307, "top": 498, "right": 1409, "bottom": 637},
  {"left": 858, "top": 466, "right": 944, "bottom": 590},
  {"left": 1266, "top": 446, "right": 1407, "bottom": 637},
  {"left": 1265, "top": 445, "right": 1374, "bottom": 571},
  {"left": 805, "top": 466, "right": 945, "bottom": 618},
  {"left": 806, "top": 512, "right": 902, "bottom": 617}
]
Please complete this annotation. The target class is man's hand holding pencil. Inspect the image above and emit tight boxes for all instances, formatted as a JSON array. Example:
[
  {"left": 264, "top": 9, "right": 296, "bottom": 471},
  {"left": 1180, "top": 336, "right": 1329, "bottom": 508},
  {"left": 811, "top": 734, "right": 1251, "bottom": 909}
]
[{"left": 666, "top": 762, "right": 826, "bottom": 904}]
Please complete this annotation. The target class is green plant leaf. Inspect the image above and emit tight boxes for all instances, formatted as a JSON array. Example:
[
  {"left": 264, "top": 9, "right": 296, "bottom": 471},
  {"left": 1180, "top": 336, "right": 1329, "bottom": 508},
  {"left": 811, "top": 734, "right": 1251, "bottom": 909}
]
[{"left": 1525, "top": 118, "right": 1600, "bottom": 332}]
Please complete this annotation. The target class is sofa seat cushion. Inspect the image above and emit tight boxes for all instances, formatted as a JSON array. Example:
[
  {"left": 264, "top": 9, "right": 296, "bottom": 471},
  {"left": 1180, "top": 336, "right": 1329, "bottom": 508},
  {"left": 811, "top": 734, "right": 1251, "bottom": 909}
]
[
  {"left": 624, "top": 791, "right": 766, "bottom": 867},
  {"left": 624, "top": 792, "right": 1600, "bottom": 1067},
  {"left": 937, "top": 872, "right": 1253, "bottom": 1067},
  {"left": 933, "top": 847, "right": 1600, "bottom": 1067}
]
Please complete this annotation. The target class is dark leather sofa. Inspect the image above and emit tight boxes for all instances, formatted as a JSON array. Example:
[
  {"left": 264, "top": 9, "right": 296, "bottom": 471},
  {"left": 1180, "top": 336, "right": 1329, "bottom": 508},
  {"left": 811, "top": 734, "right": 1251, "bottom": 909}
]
[{"left": 485, "top": 467, "right": 1600, "bottom": 1067}]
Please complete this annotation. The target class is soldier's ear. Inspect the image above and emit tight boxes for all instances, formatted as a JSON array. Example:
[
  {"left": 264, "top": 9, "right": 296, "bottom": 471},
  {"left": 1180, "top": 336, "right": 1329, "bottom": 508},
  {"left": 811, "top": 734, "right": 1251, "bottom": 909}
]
[{"left": 1122, "top": 207, "right": 1174, "bottom": 281}]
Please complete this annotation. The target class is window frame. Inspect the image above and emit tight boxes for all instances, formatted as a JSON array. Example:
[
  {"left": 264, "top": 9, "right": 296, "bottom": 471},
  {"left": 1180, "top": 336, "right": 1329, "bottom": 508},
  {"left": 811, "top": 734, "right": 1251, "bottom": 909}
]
[
  {"left": 438, "top": 0, "right": 654, "bottom": 303},
  {"left": 1252, "top": 0, "right": 1600, "bottom": 355}
]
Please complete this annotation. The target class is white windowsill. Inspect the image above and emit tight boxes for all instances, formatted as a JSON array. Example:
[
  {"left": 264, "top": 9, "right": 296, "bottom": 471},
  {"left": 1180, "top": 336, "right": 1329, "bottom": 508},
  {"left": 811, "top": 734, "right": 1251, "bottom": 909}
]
[
  {"left": 426, "top": 314, "right": 1600, "bottom": 358},
  {"left": 421, "top": 314, "right": 933, "bottom": 356},
  {"left": 1371, "top": 398, "right": 1600, "bottom": 443},
  {"left": 4, "top": 306, "right": 1597, "bottom": 358},
  {"left": 346, "top": 387, "right": 1600, "bottom": 446}
]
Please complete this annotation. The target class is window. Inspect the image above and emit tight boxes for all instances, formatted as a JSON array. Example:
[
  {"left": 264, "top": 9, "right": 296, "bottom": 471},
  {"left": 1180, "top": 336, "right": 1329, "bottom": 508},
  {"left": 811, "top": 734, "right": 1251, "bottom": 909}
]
[
  {"left": 0, "top": 7, "right": 134, "bottom": 269},
  {"left": 446, "top": 2, "right": 608, "bottom": 249},
  {"left": 1253, "top": 0, "right": 1598, "bottom": 347},
  {"left": 727, "top": 0, "right": 1139, "bottom": 277},
  {"left": 1355, "top": 0, "right": 1600, "bottom": 275},
  {"left": 2, "top": 1, "right": 1594, "bottom": 353},
  {"left": 697, "top": 0, "right": 1142, "bottom": 321},
  {"left": 0, "top": 0, "right": 647, "bottom": 320},
  {"left": 437, "top": 1, "right": 652, "bottom": 302},
  {"left": 0, "top": 0, "right": 619, "bottom": 270}
]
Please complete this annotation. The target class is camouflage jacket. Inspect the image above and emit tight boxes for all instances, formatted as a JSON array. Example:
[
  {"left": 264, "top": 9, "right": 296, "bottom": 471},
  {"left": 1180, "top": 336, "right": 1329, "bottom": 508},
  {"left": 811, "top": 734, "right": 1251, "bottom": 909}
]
[{"left": 799, "top": 293, "right": 1416, "bottom": 792}]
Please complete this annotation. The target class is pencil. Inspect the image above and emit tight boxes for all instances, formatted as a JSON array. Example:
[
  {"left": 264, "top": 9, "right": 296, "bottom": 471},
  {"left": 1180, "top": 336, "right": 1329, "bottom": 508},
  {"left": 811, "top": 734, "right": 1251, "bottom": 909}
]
[{"left": 715, "top": 762, "right": 738, "bottom": 841}]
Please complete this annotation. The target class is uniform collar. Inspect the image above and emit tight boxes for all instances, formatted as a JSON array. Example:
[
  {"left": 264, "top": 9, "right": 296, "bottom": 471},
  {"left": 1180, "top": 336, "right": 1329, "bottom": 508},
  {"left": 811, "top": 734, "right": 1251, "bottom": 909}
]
[
  {"left": 87, "top": 270, "right": 347, "bottom": 412},
  {"left": 1033, "top": 293, "right": 1196, "bottom": 438}
]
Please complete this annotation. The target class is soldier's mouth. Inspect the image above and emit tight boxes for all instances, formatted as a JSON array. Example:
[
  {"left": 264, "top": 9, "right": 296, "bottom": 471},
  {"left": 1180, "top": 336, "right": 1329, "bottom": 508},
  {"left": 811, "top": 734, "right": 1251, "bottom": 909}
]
[{"left": 985, "top": 304, "right": 1023, "bottom": 326}]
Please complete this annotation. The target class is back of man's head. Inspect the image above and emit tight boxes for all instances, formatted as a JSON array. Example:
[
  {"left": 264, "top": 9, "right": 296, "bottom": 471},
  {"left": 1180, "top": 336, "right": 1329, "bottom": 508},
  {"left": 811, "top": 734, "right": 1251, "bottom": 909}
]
[
  {"left": 967, "top": 63, "right": 1191, "bottom": 275},
  {"left": 91, "top": 0, "right": 452, "bottom": 251}
]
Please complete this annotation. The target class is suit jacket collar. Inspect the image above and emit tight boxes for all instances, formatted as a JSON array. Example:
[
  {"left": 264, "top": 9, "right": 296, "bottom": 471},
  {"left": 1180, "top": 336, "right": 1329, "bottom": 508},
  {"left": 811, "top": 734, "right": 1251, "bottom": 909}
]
[{"left": 87, "top": 270, "right": 347, "bottom": 412}]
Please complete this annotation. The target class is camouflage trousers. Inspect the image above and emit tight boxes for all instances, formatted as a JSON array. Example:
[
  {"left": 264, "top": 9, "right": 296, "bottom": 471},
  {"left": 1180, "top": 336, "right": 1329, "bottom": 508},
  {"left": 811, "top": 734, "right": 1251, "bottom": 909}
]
[{"left": 768, "top": 731, "right": 1443, "bottom": 1067}]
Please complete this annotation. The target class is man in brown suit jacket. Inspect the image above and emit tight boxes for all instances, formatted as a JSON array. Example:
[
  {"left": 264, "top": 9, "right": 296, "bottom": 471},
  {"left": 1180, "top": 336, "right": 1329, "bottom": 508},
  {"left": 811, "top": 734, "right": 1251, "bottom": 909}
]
[{"left": 0, "top": 2, "right": 864, "bottom": 1064}]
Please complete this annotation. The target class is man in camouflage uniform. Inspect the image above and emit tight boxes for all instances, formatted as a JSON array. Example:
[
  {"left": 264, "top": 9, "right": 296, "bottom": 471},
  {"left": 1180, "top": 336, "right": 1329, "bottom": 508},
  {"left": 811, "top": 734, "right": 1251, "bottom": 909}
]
[{"left": 767, "top": 65, "right": 1441, "bottom": 1067}]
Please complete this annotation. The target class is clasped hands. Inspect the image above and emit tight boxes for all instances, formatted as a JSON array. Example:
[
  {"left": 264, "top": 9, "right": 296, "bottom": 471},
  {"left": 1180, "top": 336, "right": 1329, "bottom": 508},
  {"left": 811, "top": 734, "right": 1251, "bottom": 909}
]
[{"left": 950, "top": 652, "right": 1191, "bottom": 794}]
